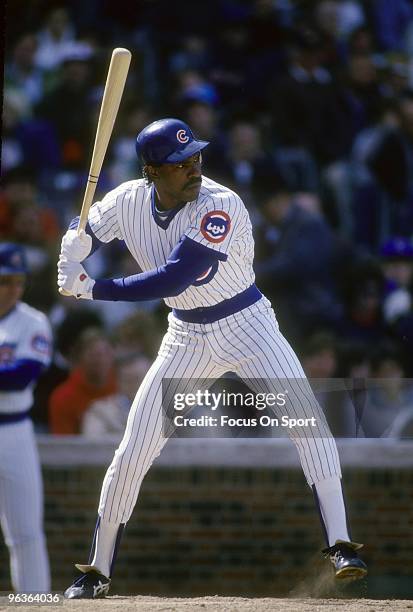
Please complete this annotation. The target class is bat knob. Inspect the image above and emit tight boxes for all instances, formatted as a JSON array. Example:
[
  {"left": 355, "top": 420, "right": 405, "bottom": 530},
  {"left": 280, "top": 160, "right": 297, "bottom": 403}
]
[{"left": 59, "top": 287, "right": 72, "bottom": 297}]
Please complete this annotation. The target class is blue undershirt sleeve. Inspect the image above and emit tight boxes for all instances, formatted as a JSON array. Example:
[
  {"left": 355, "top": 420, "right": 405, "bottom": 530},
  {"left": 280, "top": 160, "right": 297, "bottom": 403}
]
[
  {"left": 69, "top": 216, "right": 103, "bottom": 258},
  {"left": 92, "top": 236, "right": 225, "bottom": 301},
  {"left": 0, "top": 359, "right": 45, "bottom": 391}
]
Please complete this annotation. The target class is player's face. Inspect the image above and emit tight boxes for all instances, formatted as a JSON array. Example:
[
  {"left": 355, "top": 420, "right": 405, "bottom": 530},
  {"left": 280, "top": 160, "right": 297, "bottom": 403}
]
[
  {"left": 154, "top": 152, "right": 203, "bottom": 207},
  {"left": 0, "top": 275, "right": 25, "bottom": 314}
]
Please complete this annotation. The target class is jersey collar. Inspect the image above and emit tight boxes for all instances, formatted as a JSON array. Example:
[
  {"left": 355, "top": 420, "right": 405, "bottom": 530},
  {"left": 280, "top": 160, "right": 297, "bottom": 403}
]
[
  {"left": 151, "top": 185, "right": 187, "bottom": 230},
  {"left": 0, "top": 303, "right": 18, "bottom": 322}
]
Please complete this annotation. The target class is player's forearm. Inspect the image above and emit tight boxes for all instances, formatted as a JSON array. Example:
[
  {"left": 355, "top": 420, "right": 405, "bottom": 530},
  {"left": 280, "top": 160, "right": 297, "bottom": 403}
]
[
  {"left": 93, "top": 266, "right": 196, "bottom": 301},
  {"left": 0, "top": 359, "right": 44, "bottom": 391}
]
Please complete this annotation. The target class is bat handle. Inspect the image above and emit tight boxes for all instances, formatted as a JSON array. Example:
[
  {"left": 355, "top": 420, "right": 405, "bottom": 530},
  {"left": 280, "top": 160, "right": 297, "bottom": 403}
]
[{"left": 77, "top": 178, "right": 97, "bottom": 234}]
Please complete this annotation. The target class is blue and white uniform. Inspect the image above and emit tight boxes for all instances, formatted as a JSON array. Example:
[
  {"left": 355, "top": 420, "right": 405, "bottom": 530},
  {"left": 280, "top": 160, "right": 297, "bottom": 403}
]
[
  {"left": 60, "top": 119, "right": 358, "bottom": 588},
  {"left": 0, "top": 300, "right": 52, "bottom": 592},
  {"left": 82, "top": 175, "right": 342, "bottom": 526}
]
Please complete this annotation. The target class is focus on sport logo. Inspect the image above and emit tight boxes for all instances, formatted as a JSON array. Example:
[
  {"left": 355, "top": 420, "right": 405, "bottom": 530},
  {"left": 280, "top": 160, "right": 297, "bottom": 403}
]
[
  {"left": 200, "top": 211, "right": 231, "bottom": 243},
  {"left": 176, "top": 129, "right": 190, "bottom": 144}
]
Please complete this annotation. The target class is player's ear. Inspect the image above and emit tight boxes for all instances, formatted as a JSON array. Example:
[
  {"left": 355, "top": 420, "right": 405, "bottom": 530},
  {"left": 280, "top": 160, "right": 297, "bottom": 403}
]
[{"left": 145, "top": 165, "right": 159, "bottom": 180}]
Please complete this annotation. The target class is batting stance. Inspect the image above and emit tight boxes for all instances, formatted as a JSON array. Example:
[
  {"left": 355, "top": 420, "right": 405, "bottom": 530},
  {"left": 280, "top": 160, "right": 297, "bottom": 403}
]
[
  {"left": 58, "top": 119, "right": 367, "bottom": 598},
  {"left": 0, "top": 244, "right": 51, "bottom": 592}
]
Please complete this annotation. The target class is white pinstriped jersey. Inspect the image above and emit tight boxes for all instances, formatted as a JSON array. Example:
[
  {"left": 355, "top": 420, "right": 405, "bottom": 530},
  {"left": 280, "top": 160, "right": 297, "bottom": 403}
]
[
  {"left": 88, "top": 175, "right": 255, "bottom": 309},
  {"left": 0, "top": 303, "right": 52, "bottom": 414}
]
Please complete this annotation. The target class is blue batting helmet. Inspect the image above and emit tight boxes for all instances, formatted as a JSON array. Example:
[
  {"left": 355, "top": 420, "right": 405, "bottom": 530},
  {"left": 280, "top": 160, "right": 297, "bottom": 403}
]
[
  {"left": 0, "top": 243, "right": 28, "bottom": 275},
  {"left": 136, "top": 118, "right": 209, "bottom": 165},
  {"left": 380, "top": 237, "right": 413, "bottom": 259}
]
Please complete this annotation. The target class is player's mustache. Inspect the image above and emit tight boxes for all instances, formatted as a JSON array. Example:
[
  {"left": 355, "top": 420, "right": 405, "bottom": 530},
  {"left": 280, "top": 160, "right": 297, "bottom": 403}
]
[{"left": 184, "top": 179, "right": 202, "bottom": 189}]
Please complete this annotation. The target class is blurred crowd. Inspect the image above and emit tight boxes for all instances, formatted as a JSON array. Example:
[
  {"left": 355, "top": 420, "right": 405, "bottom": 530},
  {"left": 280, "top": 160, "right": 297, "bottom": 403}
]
[{"left": 3, "top": 0, "right": 413, "bottom": 436}]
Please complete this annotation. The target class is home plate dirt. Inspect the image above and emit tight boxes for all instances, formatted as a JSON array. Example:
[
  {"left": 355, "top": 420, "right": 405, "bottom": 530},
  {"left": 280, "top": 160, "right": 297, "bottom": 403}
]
[{"left": 1, "top": 598, "right": 412, "bottom": 612}]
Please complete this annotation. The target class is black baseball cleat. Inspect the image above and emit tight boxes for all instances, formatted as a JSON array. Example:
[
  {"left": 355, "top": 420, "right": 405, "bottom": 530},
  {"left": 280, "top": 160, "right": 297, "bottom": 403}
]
[
  {"left": 64, "top": 565, "right": 111, "bottom": 599},
  {"left": 323, "top": 540, "right": 368, "bottom": 580}
]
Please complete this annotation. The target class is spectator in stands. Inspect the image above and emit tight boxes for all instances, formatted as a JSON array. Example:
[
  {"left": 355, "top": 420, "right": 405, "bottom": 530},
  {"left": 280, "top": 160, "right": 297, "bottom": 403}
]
[
  {"left": 366, "top": 91, "right": 413, "bottom": 238},
  {"left": 2, "top": 90, "right": 30, "bottom": 173},
  {"left": 238, "top": 0, "right": 286, "bottom": 110},
  {"left": 379, "top": 54, "right": 410, "bottom": 101},
  {"left": 5, "top": 34, "right": 45, "bottom": 108},
  {"left": 32, "top": 308, "right": 104, "bottom": 431},
  {"left": 217, "top": 120, "right": 282, "bottom": 213},
  {"left": 0, "top": 167, "right": 60, "bottom": 312},
  {"left": 346, "top": 25, "right": 374, "bottom": 58},
  {"left": 2, "top": 90, "right": 61, "bottom": 175},
  {"left": 369, "top": 0, "right": 413, "bottom": 52},
  {"left": 210, "top": 18, "right": 250, "bottom": 109},
  {"left": 35, "top": 42, "right": 95, "bottom": 170},
  {"left": 350, "top": 99, "right": 399, "bottom": 249},
  {"left": 169, "top": 35, "right": 212, "bottom": 75},
  {"left": 321, "top": 51, "right": 384, "bottom": 238},
  {"left": 379, "top": 237, "right": 413, "bottom": 324},
  {"left": 81, "top": 353, "right": 151, "bottom": 439},
  {"left": 0, "top": 166, "right": 36, "bottom": 239},
  {"left": 169, "top": 69, "right": 219, "bottom": 123},
  {"left": 315, "top": 0, "right": 366, "bottom": 43},
  {"left": 269, "top": 25, "right": 343, "bottom": 170},
  {"left": 339, "top": 53, "right": 383, "bottom": 148},
  {"left": 34, "top": 6, "right": 76, "bottom": 72},
  {"left": 255, "top": 188, "right": 342, "bottom": 345},
  {"left": 361, "top": 341, "right": 413, "bottom": 437},
  {"left": 338, "top": 257, "right": 387, "bottom": 347},
  {"left": 301, "top": 331, "right": 338, "bottom": 379},
  {"left": 49, "top": 328, "right": 116, "bottom": 434}
]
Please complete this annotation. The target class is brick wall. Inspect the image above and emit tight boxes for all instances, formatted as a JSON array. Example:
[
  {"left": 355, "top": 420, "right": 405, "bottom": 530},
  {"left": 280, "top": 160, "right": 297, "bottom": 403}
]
[{"left": 0, "top": 439, "right": 412, "bottom": 598}]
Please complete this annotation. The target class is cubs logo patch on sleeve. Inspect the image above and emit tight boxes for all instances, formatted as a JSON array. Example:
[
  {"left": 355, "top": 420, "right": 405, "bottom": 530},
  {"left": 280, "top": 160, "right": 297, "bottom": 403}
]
[
  {"left": 31, "top": 334, "right": 51, "bottom": 356},
  {"left": 200, "top": 211, "right": 231, "bottom": 243}
]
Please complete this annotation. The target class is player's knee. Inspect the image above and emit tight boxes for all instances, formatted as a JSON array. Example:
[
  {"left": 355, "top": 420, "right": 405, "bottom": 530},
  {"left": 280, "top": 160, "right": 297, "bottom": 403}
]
[{"left": 5, "top": 529, "right": 46, "bottom": 550}]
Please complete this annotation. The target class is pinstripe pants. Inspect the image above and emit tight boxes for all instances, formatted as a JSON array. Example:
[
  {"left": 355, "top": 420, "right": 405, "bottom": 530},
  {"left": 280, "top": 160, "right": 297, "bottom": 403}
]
[
  {"left": 98, "top": 296, "right": 341, "bottom": 524},
  {"left": 0, "top": 420, "right": 50, "bottom": 591}
]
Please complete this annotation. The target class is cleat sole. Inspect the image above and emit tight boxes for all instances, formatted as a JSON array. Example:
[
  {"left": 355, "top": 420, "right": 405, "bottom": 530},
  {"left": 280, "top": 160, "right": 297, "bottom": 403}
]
[{"left": 335, "top": 566, "right": 368, "bottom": 581}]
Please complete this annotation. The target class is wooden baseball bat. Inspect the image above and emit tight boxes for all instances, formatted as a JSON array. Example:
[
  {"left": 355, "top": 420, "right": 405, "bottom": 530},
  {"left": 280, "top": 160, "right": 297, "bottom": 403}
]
[
  {"left": 78, "top": 47, "right": 131, "bottom": 230},
  {"left": 60, "top": 47, "right": 131, "bottom": 296}
]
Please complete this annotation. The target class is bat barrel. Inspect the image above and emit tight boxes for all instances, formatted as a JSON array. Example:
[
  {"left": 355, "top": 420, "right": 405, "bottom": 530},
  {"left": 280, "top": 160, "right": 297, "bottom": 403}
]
[{"left": 76, "top": 47, "right": 132, "bottom": 233}]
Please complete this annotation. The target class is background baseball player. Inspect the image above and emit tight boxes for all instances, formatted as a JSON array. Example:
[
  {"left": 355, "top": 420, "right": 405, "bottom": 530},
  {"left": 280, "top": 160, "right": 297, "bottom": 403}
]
[
  {"left": 0, "top": 243, "right": 52, "bottom": 592},
  {"left": 57, "top": 118, "right": 367, "bottom": 598}
]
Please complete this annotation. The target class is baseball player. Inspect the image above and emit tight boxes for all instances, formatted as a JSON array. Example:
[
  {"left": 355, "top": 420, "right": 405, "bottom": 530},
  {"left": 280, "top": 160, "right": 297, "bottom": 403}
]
[
  {"left": 0, "top": 243, "right": 52, "bottom": 592},
  {"left": 58, "top": 118, "right": 367, "bottom": 598}
]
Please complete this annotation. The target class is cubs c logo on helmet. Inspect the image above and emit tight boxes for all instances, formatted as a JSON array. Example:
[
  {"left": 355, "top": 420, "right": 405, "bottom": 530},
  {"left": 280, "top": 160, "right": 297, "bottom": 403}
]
[
  {"left": 11, "top": 252, "right": 23, "bottom": 267},
  {"left": 176, "top": 129, "right": 190, "bottom": 144},
  {"left": 200, "top": 211, "right": 231, "bottom": 243}
]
